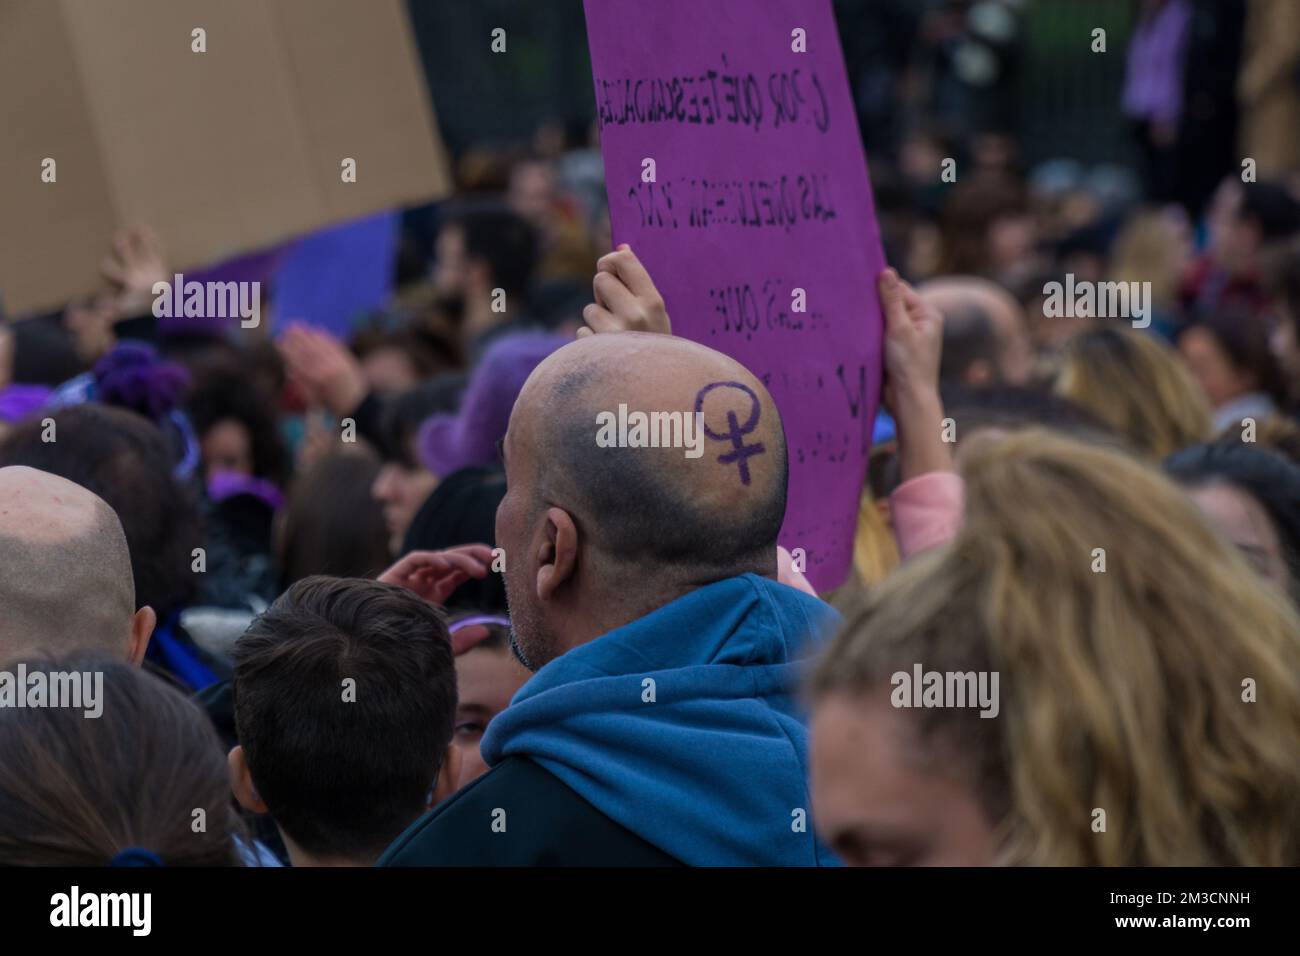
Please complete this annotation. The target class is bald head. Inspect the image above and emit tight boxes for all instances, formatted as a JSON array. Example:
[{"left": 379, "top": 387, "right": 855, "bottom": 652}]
[
  {"left": 530, "top": 333, "right": 783, "bottom": 563},
  {"left": 920, "top": 277, "right": 1032, "bottom": 386},
  {"left": 496, "top": 333, "right": 788, "bottom": 665},
  {"left": 0, "top": 466, "right": 137, "bottom": 663}
]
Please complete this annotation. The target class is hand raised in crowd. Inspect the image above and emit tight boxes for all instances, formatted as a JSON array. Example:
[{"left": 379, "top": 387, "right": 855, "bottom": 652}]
[
  {"left": 278, "top": 321, "right": 369, "bottom": 417},
  {"left": 100, "top": 225, "right": 167, "bottom": 319},
  {"left": 377, "top": 544, "right": 495, "bottom": 606},
  {"left": 878, "top": 267, "right": 952, "bottom": 480},
  {"left": 580, "top": 243, "right": 672, "bottom": 337}
]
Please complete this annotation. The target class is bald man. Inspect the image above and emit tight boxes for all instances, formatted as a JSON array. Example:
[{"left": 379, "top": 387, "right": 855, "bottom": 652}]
[
  {"left": 920, "top": 276, "right": 1032, "bottom": 387},
  {"left": 381, "top": 329, "right": 841, "bottom": 866},
  {"left": 0, "top": 466, "right": 153, "bottom": 665}
]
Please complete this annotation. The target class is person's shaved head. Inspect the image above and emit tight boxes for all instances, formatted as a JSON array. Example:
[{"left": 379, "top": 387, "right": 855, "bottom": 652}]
[
  {"left": 0, "top": 466, "right": 137, "bottom": 663},
  {"left": 496, "top": 332, "right": 788, "bottom": 668}
]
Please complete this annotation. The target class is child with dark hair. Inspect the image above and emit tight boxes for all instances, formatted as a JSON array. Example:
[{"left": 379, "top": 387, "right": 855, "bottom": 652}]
[
  {"left": 0, "top": 654, "right": 247, "bottom": 866},
  {"left": 228, "top": 576, "right": 460, "bottom": 866}
]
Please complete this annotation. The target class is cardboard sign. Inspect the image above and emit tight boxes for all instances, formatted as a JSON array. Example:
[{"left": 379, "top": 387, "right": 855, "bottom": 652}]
[
  {"left": 584, "top": 0, "right": 886, "bottom": 591},
  {"left": 0, "top": 0, "right": 450, "bottom": 318}
]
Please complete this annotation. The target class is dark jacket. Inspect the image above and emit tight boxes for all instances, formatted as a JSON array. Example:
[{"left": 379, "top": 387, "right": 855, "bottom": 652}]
[{"left": 379, "top": 756, "right": 681, "bottom": 866}]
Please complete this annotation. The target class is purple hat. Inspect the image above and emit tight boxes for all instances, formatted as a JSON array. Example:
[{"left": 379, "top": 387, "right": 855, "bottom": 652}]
[{"left": 418, "top": 331, "right": 569, "bottom": 477}]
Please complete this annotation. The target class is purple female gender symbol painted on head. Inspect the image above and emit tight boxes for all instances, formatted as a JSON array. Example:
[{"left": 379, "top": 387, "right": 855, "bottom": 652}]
[{"left": 693, "top": 381, "right": 766, "bottom": 485}]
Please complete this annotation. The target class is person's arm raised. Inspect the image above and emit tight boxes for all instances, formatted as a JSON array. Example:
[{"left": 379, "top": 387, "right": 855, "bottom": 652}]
[
  {"left": 879, "top": 268, "right": 951, "bottom": 481},
  {"left": 878, "top": 268, "right": 963, "bottom": 558}
]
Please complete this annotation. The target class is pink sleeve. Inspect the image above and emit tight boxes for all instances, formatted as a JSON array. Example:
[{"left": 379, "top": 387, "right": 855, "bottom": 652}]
[{"left": 888, "top": 472, "right": 965, "bottom": 560}]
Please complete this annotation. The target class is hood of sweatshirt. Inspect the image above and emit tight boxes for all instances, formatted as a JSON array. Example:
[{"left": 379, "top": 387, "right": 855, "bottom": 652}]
[{"left": 481, "top": 573, "right": 842, "bottom": 866}]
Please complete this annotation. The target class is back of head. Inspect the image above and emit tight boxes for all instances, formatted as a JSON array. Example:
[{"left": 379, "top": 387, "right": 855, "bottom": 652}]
[
  {"left": 813, "top": 430, "right": 1300, "bottom": 865},
  {"left": 448, "top": 200, "right": 540, "bottom": 300},
  {"left": 232, "top": 576, "right": 456, "bottom": 862},
  {"left": 277, "top": 449, "right": 390, "bottom": 587},
  {"left": 940, "top": 383, "right": 1119, "bottom": 456},
  {"left": 401, "top": 466, "right": 508, "bottom": 614},
  {"left": 514, "top": 333, "right": 786, "bottom": 582},
  {"left": 498, "top": 332, "right": 789, "bottom": 664},
  {"left": 920, "top": 276, "right": 1030, "bottom": 385},
  {"left": 1053, "top": 325, "right": 1211, "bottom": 458},
  {"left": 0, "top": 404, "right": 199, "bottom": 617},
  {"left": 0, "top": 653, "right": 242, "bottom": 865},
  {"left": 0, "top": 466, "right": 135, "bottom": 663}
]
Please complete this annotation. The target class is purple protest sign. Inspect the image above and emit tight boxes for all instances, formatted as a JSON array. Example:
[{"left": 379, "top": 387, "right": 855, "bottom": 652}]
[{"left": 583, "top": 0, "right": 885, "bottom": 591}]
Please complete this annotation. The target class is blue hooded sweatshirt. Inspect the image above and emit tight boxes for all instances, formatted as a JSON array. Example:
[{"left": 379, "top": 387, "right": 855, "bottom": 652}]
[{"left": 480, "top": 573, "right": 842, "bottom": 866}]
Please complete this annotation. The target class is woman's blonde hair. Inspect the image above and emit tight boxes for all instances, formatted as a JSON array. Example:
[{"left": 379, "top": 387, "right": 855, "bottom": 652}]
[
  {"left": 1053, "top": 326, "right": 1211, "bottom": 459},
  {"left": 1110, "top": 209, "right": 1185, "bottom": 311},
  {"left": 811, "top": 429, "right": 1300, "bottom": 865}
]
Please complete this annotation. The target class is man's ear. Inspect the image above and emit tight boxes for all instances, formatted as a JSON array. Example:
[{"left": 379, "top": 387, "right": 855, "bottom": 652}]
[
  {"left": 126, "top": 606, "right": 156, "bottom": 666},
  {"left": 429, "top": 745, "right": 463, "bottom": 807},
  {"left": 536, "top": 507, "right": 578, "bottom": 602},
  {"left": 228, "top": 746, "right": 269, "bottom": 815}
]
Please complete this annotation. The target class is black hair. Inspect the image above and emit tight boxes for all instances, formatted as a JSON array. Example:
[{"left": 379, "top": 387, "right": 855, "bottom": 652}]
[
  {"left": 1177, "top": 310, "right": 1288, "bottom": 403},
  {"left": 186, "top": 369, "right": 289, "bottom": 485},
  {"left": 8, "top": 315, "right": 84, "bottom": 386},
  {"left": 1239, "top": 181, "right": 1300, "bottom": 243},
  {"left": 401, "top": 466, "right": 508, "bottom": 614},
  {"left": 0, "top": 403, "right": 200, "bottom": 617},
  {"left": 374, "top": 374, "right": 466, "bottom": 467},
  {"left": 443, "top": 200, "right": 540, "bottom": 300},
  {"left": 940, "top": 383, "right": 1115, "bottom": 441},
  {"left": 1165, "top": 442, "right": 1300, "bottom": 601},
  {"left": 232, "top": 576, "right": 457, "bottom": 862}
]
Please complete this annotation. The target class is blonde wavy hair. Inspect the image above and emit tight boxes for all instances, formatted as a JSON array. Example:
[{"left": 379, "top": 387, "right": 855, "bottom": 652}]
[
  {"left": 812, "top": 429, "right": 1300, "bottom": 865},
  {"left": 1053, "top": 326, "right": 1211, "bottom": 459}
]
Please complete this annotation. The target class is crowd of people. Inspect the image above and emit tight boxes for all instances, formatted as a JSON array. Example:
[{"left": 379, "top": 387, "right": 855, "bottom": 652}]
[{"left": 1, "top": 1, "right": 1300, "bottom": 868}]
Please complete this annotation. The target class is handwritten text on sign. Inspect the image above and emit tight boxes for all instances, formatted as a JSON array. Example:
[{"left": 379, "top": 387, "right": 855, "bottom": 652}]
[{"left": 584, "top": 0, "right": 886, "bottom": 591}]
